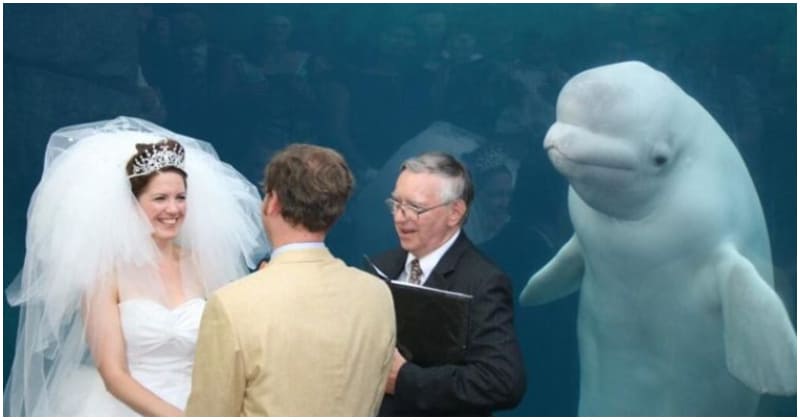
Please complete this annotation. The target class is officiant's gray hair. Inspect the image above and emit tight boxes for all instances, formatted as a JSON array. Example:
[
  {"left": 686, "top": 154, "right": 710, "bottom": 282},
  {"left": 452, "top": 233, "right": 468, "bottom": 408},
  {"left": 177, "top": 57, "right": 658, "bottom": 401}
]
[{"left": 400, "top": 152, "right": 474, "bottom": 209}]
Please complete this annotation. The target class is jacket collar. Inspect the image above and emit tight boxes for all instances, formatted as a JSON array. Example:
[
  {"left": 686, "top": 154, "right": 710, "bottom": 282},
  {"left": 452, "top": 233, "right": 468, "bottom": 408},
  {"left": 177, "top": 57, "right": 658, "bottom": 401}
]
[{"left": 425, "top": 231, "right": 470, "bottom": 289}]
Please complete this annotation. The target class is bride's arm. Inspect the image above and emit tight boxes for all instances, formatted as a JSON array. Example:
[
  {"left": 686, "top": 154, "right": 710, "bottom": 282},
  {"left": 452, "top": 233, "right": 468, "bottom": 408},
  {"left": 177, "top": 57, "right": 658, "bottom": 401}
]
[{"left": 83, "top": 283, "right": 184, "bottom": 417}]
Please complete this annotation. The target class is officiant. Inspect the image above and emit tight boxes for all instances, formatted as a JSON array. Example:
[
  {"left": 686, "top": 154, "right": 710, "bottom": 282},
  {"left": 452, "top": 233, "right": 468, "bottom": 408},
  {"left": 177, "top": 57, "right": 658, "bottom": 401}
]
[{"left": 367, "top": 151, "right": 526, "bottom": 416}]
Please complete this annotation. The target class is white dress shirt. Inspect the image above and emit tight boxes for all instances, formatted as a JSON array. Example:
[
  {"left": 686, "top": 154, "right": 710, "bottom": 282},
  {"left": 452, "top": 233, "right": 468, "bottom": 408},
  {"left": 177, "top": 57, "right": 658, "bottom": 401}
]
[
  {"left": 270, "top": 241, "right": 327, "bottom": 259},
  {"left": 398, "top": 230, "right": 461, "bottom": 286}
]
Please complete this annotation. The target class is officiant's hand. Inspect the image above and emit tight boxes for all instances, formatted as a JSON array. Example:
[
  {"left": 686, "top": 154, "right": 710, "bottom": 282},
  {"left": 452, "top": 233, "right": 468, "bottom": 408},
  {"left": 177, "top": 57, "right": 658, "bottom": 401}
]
[{"left": 385, "top": 348, "right": 406, "bottom": 395}]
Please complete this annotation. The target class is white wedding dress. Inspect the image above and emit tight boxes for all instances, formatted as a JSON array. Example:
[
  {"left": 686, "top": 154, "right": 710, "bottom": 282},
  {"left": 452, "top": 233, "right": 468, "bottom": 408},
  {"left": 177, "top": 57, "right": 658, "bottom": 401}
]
[
  {"left": 54, "top": 298, "right": 206, "bottom": 416},
  {"left": 4, "top": 117, "right": 269, "bottom": 417}
]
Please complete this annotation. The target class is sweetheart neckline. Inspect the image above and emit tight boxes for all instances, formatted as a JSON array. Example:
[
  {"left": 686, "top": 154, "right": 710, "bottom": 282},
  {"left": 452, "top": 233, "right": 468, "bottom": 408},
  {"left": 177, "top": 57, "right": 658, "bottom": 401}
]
[{"left": 118, "top": 297, "right": 205, "bottom": 312}]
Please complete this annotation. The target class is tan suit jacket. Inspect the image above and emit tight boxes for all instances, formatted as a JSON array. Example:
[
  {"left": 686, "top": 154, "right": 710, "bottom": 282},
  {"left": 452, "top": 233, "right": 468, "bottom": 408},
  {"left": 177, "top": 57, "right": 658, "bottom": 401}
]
[{"left": 185, "top": 247, "right": 396, "bottom": 416}]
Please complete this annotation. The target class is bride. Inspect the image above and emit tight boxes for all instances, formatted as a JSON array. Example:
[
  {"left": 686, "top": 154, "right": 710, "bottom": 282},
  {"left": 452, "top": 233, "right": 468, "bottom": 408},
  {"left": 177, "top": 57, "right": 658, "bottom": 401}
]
[{"left": 4, "top": 116, "right": 268, "bottom": 416}]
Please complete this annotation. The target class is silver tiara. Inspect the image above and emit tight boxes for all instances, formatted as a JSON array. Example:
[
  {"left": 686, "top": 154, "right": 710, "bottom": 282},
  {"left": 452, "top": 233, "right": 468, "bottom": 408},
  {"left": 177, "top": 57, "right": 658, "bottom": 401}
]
[{"left": 128, "top": 141, "right": 185, "bottom": 178}]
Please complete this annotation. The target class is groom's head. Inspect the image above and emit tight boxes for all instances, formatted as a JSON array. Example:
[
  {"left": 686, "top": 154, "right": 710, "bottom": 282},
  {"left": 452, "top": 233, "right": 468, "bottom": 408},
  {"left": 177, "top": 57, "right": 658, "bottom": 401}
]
[{"left": 261, "top": 144, "right": 355, "bottom": 237}]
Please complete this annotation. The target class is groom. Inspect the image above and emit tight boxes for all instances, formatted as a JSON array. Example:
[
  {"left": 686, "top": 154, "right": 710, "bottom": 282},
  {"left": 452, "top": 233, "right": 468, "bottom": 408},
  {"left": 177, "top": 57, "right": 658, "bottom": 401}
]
[{"left": 186, "top": 144, "right": 396, "bottom": 416}]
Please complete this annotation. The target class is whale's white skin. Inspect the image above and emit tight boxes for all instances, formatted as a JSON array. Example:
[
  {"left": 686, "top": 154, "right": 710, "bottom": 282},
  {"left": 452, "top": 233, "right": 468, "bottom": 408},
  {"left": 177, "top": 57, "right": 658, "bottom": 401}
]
[{"left": 520, "top": 61, "right": 796, "bottom": 416}]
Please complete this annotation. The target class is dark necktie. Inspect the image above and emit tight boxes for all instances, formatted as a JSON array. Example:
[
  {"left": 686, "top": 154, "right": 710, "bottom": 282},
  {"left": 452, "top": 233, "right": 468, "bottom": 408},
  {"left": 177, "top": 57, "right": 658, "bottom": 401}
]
[{"left": 409, "top": 258, "right": 423, "bottom": 285}]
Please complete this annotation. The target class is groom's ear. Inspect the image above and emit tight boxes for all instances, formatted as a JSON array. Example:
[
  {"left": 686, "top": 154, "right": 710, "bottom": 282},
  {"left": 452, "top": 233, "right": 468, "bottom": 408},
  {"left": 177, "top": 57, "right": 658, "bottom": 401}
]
[
  {"left": 261, "top": 198, "right": 269, "bottom": 218},
  {"left": 263, "top": 191, "right": 280, "bottom": 216}
]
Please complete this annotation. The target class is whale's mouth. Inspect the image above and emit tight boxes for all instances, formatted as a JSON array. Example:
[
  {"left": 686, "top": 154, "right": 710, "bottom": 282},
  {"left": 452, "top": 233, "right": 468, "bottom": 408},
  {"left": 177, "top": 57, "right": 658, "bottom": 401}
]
[{"left": 546, "top": 145, "right": 637, "bottom": 172}]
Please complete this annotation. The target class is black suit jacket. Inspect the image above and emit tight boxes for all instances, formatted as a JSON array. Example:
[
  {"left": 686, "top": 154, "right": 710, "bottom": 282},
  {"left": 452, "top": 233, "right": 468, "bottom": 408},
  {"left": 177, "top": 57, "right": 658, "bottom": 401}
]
[{"left": 368, "top": 231, "right": 526, "bottom": 416}]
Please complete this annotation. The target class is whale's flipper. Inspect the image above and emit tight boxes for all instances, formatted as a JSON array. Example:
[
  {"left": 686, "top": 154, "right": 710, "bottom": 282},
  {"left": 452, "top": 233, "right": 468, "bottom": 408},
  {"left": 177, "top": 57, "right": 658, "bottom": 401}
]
[
  {"left": 719, "top": 245, "right": 797, "bottom": 395},
  {"left": 520, "top": 234, "right": 584, "bottom": 306}
]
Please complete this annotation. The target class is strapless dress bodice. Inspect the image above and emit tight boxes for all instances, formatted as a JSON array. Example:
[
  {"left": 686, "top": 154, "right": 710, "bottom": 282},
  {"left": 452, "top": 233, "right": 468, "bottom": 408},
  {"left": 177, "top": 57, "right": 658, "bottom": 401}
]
[
  {"left": 52, "top": 298, "right": 205, "bottom": 416},
  {"left": 118, "top": 298, "right": 206, "bottom": 410}
]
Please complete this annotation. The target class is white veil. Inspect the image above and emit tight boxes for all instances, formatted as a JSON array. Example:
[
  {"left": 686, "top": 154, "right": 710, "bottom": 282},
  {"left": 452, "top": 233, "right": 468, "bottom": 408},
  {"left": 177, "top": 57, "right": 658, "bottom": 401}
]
[{"left": 4, "top": 116, "right": 269, "bottom": 415}]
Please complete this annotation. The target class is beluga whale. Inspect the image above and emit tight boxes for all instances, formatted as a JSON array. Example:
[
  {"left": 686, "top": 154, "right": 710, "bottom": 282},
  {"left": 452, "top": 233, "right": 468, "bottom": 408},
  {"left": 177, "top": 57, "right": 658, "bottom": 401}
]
[{"left": 520, "top": 61, "right": 796, "bottom": 416}]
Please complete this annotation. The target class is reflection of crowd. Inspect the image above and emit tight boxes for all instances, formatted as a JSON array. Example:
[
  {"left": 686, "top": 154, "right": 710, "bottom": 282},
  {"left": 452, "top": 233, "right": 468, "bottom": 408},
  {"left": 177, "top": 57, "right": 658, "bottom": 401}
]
[
  {"left": 134, "top": 6, "right": 568, "bottom": 185},
  {"left": 129, "top": 5, "right": 793, "bottom": 416},
  {"left": 133, "top": 5, "right": 788, "bottom": 195}
]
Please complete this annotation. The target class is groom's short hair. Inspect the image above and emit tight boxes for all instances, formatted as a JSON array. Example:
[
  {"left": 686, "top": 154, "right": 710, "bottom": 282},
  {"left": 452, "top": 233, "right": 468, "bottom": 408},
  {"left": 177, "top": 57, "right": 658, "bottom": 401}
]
[{"left": 262, "top": 143, "right": 355, "bottom": 232}]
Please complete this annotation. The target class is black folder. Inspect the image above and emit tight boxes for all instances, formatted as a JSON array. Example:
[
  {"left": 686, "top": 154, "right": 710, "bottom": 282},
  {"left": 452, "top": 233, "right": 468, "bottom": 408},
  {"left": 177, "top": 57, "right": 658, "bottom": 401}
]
[
  {"left": 365, "top": 256, "right": 472, "bottom": 367},
  {"left": 388, "top": 281, "right": 472, "bottom": 366}
]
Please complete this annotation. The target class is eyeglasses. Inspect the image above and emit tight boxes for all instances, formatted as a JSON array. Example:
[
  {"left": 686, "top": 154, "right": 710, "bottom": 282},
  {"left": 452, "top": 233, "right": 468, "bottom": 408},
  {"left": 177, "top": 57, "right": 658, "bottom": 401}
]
[{"left": 384, "top": 197, "right": 453, "bottom": 220}]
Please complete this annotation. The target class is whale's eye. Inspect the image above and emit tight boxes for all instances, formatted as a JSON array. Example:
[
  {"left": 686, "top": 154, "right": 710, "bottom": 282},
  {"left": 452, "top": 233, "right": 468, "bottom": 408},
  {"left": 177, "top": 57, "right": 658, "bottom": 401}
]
[{"left": 654, "top": 155, "right": 668, "bottom": 166}]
